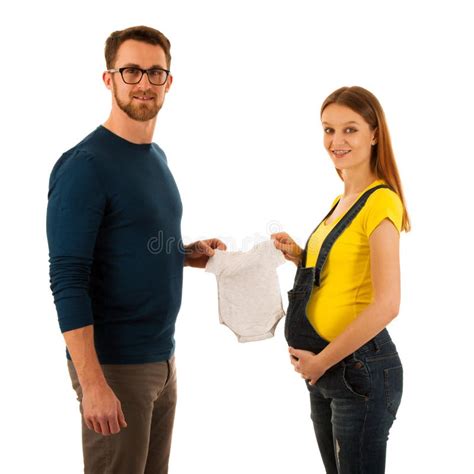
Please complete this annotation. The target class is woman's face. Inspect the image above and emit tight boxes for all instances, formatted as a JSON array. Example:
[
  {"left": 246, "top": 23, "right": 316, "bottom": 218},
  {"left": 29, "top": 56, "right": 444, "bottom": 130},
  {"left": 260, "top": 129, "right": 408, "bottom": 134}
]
[{"left": 321, "top": 103, "right": 377, "bottom": 174}]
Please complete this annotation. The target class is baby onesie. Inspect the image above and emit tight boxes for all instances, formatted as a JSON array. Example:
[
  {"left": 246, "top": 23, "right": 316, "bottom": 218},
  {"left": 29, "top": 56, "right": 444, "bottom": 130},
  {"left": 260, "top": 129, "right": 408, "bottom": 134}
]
[{"left": 205, "top": 239, "right": 286, "bottom": 342}]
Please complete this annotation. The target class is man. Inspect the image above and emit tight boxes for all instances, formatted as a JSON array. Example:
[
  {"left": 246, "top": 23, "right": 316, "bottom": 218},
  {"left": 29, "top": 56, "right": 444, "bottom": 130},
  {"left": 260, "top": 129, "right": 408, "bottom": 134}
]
[{"left": 46, "top": 26, "right": 225, "bottom": 474}]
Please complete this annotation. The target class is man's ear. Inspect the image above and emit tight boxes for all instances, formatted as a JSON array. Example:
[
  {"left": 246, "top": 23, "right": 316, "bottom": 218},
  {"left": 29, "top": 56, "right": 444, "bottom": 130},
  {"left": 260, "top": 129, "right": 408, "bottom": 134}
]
[
  {"left": 164, "top": 74, "right": 173, "bottom": 93},
  {"left": 103, "top": 71, "right": 113, "bottom": 91}
]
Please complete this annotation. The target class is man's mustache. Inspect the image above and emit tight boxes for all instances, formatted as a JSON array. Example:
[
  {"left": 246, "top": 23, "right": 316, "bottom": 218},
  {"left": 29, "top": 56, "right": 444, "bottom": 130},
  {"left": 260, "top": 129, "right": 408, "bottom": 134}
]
[{"left": 130, "top": 90, "right": 156, "bottom": 99}]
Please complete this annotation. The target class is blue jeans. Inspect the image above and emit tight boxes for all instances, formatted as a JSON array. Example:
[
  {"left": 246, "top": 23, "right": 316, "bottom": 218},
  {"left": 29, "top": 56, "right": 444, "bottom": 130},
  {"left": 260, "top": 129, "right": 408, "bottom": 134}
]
[
  {"left": 285, "top": 266, "right": 403, "bottom": 474},
  {"left": 308, "top": 334, "right": 402, "bottom": 474}
]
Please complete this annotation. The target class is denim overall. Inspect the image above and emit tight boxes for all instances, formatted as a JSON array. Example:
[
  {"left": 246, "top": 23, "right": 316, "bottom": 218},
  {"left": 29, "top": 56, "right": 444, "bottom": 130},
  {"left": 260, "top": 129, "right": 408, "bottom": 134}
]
[{"left": 284, "top": 185, "right": 403, "bottom": 474}]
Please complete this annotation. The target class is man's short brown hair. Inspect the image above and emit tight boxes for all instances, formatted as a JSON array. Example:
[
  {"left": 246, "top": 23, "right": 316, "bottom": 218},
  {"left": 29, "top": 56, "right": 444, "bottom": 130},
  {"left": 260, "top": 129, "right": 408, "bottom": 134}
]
[{"left": 105, "top": 25, "right": 171, "bottom": 69}]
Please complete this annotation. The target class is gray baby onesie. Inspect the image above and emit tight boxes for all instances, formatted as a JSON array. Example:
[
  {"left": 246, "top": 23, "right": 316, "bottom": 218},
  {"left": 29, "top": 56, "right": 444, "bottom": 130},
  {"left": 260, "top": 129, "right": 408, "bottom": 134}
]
[{"left": 206, "top": 239, "right": 286, "bottom": 342}]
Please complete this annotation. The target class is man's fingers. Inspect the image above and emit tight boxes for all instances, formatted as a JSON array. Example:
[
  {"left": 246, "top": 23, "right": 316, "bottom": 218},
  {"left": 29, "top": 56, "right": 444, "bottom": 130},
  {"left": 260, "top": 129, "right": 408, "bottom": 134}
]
[
  {"left": 108, "top": 415, "right": 120, "bottom": 435},
  {"left": 203, "top": 244, "right": 215, "bottom": 256},
  {"left": 87, "top": 416, "right": 111, "bottom": 436},
  {"left": 84, "top": 417, "right": 94, "bottom": 431},
  {"left": 205, "top": 238, "right": 226, "bottom": 250},
  {"left": 118, "top": 406, "right": 127, "bottom": 428},
  {"left": 90, "top": 419, "right": 102, "bottom": 434},
  {"left": 193, "top": 241, "right": 213, "bottom": 256},
  {"left": 84, "top": 411, "right": 125, "bottom": 435},
  {"left": 99, "top": 417, "right": 111, "bottom": 436},
  {"left": 212, "top": 239, "right": 227, "bottom": 251},
  {"left": 198, "top": 239, "right": 227, "bottom": 256}
]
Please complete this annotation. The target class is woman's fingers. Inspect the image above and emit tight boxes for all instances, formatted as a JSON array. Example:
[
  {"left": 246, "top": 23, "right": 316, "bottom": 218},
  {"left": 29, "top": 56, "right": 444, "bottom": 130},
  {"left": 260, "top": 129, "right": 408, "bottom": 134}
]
[{"left": 271, "top": 232, "right": 293, "bottom": 244}]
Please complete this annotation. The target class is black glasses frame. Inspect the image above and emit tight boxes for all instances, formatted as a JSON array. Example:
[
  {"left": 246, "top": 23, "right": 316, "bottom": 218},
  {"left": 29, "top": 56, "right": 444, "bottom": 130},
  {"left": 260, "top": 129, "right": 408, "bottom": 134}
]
[{"left": 107, "top": 67, "right": 170, "bottom": 86}]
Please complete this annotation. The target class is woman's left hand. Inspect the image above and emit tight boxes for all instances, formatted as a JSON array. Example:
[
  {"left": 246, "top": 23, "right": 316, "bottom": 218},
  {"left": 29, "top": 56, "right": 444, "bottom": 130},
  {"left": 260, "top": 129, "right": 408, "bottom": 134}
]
[{"left": 289, "top": 347, "right": 328, "bottom": 385}]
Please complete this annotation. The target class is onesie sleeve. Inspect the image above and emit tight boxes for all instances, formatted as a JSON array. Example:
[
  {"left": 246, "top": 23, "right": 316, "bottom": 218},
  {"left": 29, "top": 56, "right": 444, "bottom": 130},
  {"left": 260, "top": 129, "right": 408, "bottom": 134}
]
[
  {"left": 362, "top": 189, "right": 404, "bottom": 238},
  {"left": 205, "top": 251, "right": 223, "bottom": 276},
  {"left": 270, "top": 240, "right": 287, "bottom": 267}
]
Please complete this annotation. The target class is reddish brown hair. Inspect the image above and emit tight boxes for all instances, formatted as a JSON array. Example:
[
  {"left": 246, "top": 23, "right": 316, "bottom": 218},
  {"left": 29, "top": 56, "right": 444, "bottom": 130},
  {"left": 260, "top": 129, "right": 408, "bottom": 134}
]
[
  {"left": 321, "top": 86, "right": 410, "bottom": 232},
  {"left": 105, "top": 25, "right": 171, "bottom": 69}
]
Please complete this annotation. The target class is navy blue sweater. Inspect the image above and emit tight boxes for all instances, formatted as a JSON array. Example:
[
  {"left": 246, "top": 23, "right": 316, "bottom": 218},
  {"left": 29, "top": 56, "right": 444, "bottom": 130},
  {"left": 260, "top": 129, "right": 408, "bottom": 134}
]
[{"left": 47, "top": 126, "right": 184, "bottom": 364}]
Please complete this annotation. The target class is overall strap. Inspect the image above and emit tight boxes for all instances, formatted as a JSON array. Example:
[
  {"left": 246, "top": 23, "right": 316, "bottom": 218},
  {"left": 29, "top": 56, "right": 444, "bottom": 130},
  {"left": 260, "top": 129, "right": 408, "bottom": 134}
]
[
  {"left": 313, "top": 184, "right": 390, "bottom": 286},
  {"left": 300, "top": 202, "right": 339, "bottom": 266}
]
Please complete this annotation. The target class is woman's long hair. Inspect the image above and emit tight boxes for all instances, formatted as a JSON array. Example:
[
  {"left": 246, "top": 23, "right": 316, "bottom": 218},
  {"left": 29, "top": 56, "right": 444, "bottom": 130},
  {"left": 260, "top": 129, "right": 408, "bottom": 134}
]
[{"left": 321, "top": 86, "right": 410, "bottom": 232}]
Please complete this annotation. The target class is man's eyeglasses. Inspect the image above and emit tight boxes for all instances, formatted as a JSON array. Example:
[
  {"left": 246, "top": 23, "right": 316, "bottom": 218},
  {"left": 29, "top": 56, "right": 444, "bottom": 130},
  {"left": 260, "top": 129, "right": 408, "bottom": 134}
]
[{"left": 107, "top": 67, "right": 170, "bottom": 86}]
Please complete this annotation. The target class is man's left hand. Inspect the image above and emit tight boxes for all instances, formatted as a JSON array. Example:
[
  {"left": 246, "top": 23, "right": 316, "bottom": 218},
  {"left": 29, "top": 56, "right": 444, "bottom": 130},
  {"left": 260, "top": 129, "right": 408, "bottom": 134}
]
[{"left": 184, "top": 238, "right": 227, "bottom": 268}]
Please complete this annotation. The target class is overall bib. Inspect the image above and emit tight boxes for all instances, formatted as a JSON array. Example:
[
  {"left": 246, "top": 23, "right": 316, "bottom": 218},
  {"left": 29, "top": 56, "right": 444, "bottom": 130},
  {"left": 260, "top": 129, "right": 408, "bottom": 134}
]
[{"left": 284, "top": 184, "right": 391, "bottom": 354}]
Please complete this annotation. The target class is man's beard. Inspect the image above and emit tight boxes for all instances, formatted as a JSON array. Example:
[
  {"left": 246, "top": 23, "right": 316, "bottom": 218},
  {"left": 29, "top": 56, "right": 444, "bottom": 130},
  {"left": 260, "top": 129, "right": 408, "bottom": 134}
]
[{"left": 114, "top": 88, "right": 162, "bottom": 122}]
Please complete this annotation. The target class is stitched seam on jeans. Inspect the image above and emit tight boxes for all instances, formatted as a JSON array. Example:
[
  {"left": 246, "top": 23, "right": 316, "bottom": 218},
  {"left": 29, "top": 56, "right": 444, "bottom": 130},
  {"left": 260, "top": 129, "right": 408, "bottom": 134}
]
[
  {"left": 359, "top": 396, "right": 370, "bottom": 473},
  {"left": 356, "top": 337, "right": 391, "bottom": 356},
  {"left": 384, "top": 365, "right": 402, "bottom": 418},
  {"left": 365, "top": 352, "right": 398, "bottom": 363},
  {"left": 342, "top": 365, "right": 370, "bottom": 400}
]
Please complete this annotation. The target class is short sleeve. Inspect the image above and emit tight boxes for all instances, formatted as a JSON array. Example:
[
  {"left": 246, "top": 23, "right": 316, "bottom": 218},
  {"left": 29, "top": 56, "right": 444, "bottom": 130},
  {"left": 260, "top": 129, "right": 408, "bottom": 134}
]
[
  {"left": 330, "top": 195, "right": 341, "bottom": 208},
  {"left": 363, "top": 189, "right": 404, "bottom": 238},
  {"left": 205, "top": 250, "right": 224, "bottom": 275}
]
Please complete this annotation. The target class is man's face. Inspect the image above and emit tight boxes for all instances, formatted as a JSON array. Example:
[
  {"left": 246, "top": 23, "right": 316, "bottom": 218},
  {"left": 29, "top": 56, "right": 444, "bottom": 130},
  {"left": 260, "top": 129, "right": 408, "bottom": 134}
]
[{"left": 105, "top": 40, "right": 172, "bottom": 122}]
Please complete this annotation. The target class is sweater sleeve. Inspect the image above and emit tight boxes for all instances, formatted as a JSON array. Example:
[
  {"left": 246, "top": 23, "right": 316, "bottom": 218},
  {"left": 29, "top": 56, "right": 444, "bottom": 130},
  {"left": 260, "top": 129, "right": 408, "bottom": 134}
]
[{"left": 46, "top": 150, "right": 106, "bottom": 333}]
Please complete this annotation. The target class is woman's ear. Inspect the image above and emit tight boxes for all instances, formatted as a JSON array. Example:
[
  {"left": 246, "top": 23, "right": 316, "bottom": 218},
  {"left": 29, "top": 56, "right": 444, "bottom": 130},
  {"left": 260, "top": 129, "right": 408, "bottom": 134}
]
[{"left": 371, "top": 128, "right": 378, "bottom": 145}]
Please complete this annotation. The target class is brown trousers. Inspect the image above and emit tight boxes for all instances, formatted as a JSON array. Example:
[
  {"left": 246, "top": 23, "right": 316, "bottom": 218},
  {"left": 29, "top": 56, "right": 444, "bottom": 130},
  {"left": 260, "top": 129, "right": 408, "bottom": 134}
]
[{"left": 68, "top": 357, "right": 177, "bottom": 474}]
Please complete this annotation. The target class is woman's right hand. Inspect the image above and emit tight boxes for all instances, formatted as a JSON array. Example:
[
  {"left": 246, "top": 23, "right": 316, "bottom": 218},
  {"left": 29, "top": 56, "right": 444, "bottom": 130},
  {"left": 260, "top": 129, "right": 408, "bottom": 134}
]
[{"left": 271, "top": 232, "right": 303, "bottom": 266}]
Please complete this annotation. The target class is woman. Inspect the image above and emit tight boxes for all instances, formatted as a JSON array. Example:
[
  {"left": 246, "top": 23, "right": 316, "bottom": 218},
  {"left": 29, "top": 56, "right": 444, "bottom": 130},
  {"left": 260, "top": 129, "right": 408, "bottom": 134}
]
[{"left": 272, "top": 86, "right": 410, "bottom": 474}]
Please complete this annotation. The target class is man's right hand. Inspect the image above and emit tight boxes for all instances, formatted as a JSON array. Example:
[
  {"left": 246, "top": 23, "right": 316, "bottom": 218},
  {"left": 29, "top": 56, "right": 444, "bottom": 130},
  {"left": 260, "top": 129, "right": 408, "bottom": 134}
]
[
  {"left": 82, "top": 382, "right": 127, "bottom": 435},
  {"left": 271, "top": 232, "right": 303, "bottom": 266}
]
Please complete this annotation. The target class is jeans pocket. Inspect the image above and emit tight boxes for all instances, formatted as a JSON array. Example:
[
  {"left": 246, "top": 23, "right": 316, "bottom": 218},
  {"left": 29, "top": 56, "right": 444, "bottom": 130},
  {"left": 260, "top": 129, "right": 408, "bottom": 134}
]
[
  {"left": 342, "top": 360, "right": 371, "bottom": 400},
  {"left": 384, "top": 365, "right": 403, "bottom": 418}
]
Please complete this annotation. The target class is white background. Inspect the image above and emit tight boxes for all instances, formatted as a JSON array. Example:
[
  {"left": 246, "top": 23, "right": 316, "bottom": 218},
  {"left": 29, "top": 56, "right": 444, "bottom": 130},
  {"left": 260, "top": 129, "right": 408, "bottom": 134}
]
[{"left": 1, "top": 0, "right": 473, "bottom": 472}]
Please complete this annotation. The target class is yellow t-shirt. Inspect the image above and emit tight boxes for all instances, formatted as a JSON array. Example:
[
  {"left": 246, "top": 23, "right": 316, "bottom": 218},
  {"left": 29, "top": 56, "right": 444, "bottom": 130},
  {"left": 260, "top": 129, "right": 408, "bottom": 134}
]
[{"left": 305, "top": 179, "right": 403, "bottom": 341}]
